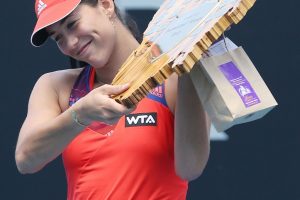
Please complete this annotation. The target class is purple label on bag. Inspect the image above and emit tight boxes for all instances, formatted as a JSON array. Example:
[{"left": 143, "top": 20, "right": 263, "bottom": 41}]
[{"left": 219, "top": 61, "right": 260, "bottom": 108}]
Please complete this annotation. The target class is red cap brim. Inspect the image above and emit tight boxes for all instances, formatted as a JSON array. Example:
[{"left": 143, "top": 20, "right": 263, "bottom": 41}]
[{"left": 31, "top": 0, "right": 81, "bottom": 47}]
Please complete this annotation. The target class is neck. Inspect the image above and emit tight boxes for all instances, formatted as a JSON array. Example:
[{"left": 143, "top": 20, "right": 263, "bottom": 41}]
[{"left": 93, "top": 21, "right": 140, "bottom": 85}]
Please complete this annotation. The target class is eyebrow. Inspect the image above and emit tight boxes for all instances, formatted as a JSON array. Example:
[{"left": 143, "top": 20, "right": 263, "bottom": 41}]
[
  {"left": 59, "top": 15, "right": 70, "bottom": 26},
  {"left": 48, "top": 13, "right": 74, "bottom": 37}
]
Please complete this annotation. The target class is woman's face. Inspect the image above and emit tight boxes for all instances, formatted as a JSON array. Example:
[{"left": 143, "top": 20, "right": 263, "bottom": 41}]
[{"left": 47, "top": 3, "right": 116, "bottom": 68}]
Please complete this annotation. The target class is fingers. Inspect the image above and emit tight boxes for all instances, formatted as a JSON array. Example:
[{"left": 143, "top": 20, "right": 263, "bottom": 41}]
[
  {"left": 96, "top": 83, "right": 135, "bottom": 114},
  {"left": 99, "top": 83, "right": 130, "bottom": 96},
  {"left": 103, "top": 98, "right": 135, "bottom": 115},
  {"left": 96, "top": 106, "right": 136, "bottom": 125},
  {"left": 78, "top": 83, "right": 137, "bottom": 124},
  {"left": 98, "top": 109, "right": 122, "bottom": 125}
]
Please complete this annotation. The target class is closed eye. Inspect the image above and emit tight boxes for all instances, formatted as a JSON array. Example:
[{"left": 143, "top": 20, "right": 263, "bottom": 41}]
[{"left": 67, "top": 20, "right": 77, "bottom": 29}]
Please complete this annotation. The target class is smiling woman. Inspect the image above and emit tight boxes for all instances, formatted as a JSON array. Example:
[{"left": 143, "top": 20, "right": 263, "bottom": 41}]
[
  {"left": 69, "top": 0, "right": 142, "bottom": 68},
  {"left": 15, "top": 0, "right": 210, "bottom": 199}
]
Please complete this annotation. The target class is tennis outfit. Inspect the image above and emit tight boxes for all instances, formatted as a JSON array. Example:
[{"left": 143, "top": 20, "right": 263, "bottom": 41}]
[{"left": 63, "top": 66, "right": 188, "bottom": 200}]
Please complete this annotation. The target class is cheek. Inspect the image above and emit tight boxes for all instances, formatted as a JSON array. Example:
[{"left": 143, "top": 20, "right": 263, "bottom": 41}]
[
  {"left": 99, "top": 30, "right": 116, "bottom": 55},
  {"left": 92, "top": 23, "right": 116, "bottom": 47},
  {"left": 57, "top": 43, "right": 69, "bottom": 56},
  {"left": 75, "top": 23, "right": 93, "bottom": 36}
]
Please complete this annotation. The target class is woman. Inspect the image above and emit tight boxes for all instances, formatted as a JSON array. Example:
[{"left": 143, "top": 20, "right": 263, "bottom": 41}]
[{"left": 15, "top": 0, "right": 211, "bottom": 199}]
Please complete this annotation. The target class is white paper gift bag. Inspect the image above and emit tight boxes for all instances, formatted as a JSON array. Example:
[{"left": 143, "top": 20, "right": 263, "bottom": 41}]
[{"left": 190, "top": 41, "right": 278, "bottom": 132}]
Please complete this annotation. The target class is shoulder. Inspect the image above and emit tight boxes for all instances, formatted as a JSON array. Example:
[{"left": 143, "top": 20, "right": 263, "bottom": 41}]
[
  {"left": 41, "top": 68, "right": 83, "bottom": 85},
  {"left": 35, "top": 68, "right": 84, "bottom": 111},
  {"left": 36, "top": 68, "right": 83, "bottom": 96}
]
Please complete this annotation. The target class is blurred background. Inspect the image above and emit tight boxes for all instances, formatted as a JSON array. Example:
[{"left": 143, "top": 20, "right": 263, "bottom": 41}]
[{"left": 1, "top": 0, "right": 299, "bottom": 199}]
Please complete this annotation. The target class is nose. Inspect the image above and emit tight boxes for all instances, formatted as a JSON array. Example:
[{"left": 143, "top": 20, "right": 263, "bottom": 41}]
[{"left": 61, "top": 34, "right": 79, "bottom": 56}]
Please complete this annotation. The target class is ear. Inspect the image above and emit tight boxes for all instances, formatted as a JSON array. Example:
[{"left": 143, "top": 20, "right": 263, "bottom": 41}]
[{"left": 100, "top": 0, "right": 115, "bottom": 18}]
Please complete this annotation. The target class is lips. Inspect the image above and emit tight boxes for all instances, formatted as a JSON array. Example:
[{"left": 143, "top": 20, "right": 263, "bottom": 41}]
[{"left": 77, "top": 40, "right": 92, "bottom": 56}]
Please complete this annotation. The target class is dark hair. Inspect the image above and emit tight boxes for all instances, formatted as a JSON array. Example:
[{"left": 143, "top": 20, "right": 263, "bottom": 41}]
[{"left": 70, "top": 0, "right": 142, "bottom": 68}]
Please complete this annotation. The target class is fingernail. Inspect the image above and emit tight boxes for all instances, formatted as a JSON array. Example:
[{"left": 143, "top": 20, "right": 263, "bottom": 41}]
[{"left": 123, "top": 83, "right": 130, "bottom": 88}]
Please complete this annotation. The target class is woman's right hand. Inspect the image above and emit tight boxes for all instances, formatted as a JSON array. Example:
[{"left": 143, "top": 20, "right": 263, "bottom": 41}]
[
  {"left": 74, "top": 84, "right": 136, "bottom": 125},
  {"left": 16, "top": 73, "right": 136, "bottom": 174}
]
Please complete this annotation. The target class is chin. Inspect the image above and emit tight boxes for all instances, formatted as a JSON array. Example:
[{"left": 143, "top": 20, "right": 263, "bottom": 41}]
[
  {"left": 84, "top": 49, "right": 112, "bottom": 68},
  {"left": 88, "top": 58, "right": 108, "bottom": 69}
]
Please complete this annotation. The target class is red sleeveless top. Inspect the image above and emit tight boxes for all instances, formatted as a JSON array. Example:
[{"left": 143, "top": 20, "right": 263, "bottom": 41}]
[{"left": 63, "top": 66, "right": 188, "bottom": 200}]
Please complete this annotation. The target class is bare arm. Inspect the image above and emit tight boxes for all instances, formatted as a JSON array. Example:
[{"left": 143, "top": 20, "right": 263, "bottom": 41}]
[
  {"left": 15, "top": 72, "right": 133, "bottom": 174},
  {"left": 165, "top": 73, "right": 211, "bottom": 181}
]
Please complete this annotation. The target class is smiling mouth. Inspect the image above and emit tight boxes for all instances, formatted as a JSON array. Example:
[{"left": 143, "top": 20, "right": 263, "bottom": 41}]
[{"left": 77, "top": 40, "right": 92, "bottom": 56}]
